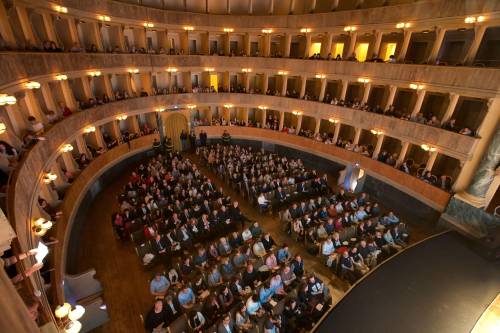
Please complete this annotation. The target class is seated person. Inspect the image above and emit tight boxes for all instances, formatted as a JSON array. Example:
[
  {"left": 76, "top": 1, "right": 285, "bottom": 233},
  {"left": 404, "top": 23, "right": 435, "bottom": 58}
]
[
  {"left": 218, "top": 237, "right": 232, "bottom": 256},
  {"left": 218, "top": 285, "right": 235, "bottom": 311},
  {"left": 150, "top": 272, "right": 170, "bottom": 298},
  {"left": 208, "top": 266, "right": 224, "bottom": 287},
  {"left": 265, "top": 253, "right": 279, "bottom": 271},
  {"left": 281, "top": 265, "right": 297, "bottom": 289},
  {"left": 242, "top": 263, "right": 259, "bottom": 288},
  {"left": 252, "top": 239, "right": 267, "bottom": 258},
  {"left": 382, "top": 211, "right": 400, "bottom": 225},
  {"left": 261, "top": 233, "right": 276, "bottom": 251},
  {"left": 178, "top": 286, "right": 196, "bottom": 309},
  {"left": 145, "top": 300, "right": 168, "bottom": 333},
  {"left": 250, "top": 222, "right": 263, "bottom": 238},
  {"left": 277, "top": 244, "right": 291, "bottom": 264},
  {"left": 188, "top": 310, "right": 207, "bottom": 332},
  {"left": 164, "top": 295, "right": 182, "bottom": 323},
  {"left": 218, "top": 313, "right": 235, "bottom": 333},
  {"left": 246, "top": 294, "right": 265, "bottom": 318},
  {"left": 232, "top": 248, "right": 248, "bottom": 268}
]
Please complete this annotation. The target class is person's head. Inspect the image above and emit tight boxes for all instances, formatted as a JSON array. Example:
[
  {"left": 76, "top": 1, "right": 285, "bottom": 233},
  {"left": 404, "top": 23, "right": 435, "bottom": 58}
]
[
  {"left": 342, "top": 251, "right": 349, "bottom": 258},
  {"left": 154, "top": 299, "right": 163, "bottom": 312},
  {"left": 360, "top": 240, "right": 367, "bottom": 247},
  {"left": 308, "top": 275, "right": 316, "bottom": 283},
  {"left": 247, "top": 263, "right": 253, "bottom": 272},
  {"left": 155, "top": 234, "right": 161, "bottom": 241},
  {"left": 154, "top": 272, "right": 163, "bottom": 281},
  {"left": 222, "top": 314, "right": 231, "bottom": 325}
]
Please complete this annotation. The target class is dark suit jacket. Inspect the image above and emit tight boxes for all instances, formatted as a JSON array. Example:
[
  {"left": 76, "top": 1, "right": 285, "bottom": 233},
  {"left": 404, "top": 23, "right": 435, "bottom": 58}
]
[{"left": 164, "top": 299, "right": 182, "bottom": 323}]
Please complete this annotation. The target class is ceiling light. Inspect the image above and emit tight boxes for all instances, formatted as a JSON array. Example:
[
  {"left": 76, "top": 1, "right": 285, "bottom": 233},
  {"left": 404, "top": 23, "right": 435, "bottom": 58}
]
[
  {"left": 143, "top": 22, "right": 154, "bottom": 28},
  {"left": 357, "top": 78, "right": 370, "bottom": 83},
  {"left": 25, "top": 81, "right": 41, "bottom": 89},
  {"left": 166, "top": 67, "right": 178, "bottom": 72},
  {"left": 53, "top": 5, "right": 68, "bottom": 13},
  {"left": 64, "top": 320, "right": 82, "bottom": 333},
  {"left": 315, "top": 74, "right": 326, "bottom": 79},
  {"left": 33, "top": 217, "right": 53, "bottom": 236},
  {"left": 98, "top": 15, "right": 111, "bottom": 22},
  {"left": 187, "top": 104, "right": 197, "bottom": 109},
  {"left": 396, "top": 22, "right": 411, "bottom": 29},
  {"left": 300, "top": 28, "right": 311, "bottom": 33},
  {"left": 0, "top": 123, "right": 6, "bottom": 134},
  {"left": 84, "top": 126, "right": 96, "bottom": 133},
  {"left": 421, "top": 144, "right": 437, "bottom": 152},
  {"left": 258, "top": 105, "right": 268, "bottom": 110},
  {"left": 292, "top": 110, "right": 303, "bottom": 116},
  {"left": 409, "top": 83, "right": 425, "bottom": 90},
  {"left": 328, "top": 118, "right": 339, "bottom": 123},
  {"left": 155, "top": 107, "right": 165, "bottom": 112},
  {"left": 370, "top": 129, "right": 384, "bottom": 135},
  {"left": 224, "top": 104, "right": 233, "bottom": 108},
  {"left": 262, "top": 29, "right": 273, "bottom": 34},
  {"left": 242, "top": 68, "right": 252, "bottom": 73},
  {"left": 184, "top": 26, "right": 194, "bottom": 31},
  {"left": 344, "top": 26, "right": 356, "bottom": 32},
  {"left": 55, "top": 74, "right": 68, "bottom": 81},
  {"left": 128, "top": 68, "right": 139, "bottom": 74},
  {"left": 55, "top": 303, "right": 71, "bottom": 319},
  {"left": 42, "top": 172, "right": 58, "bottom": 184},
  {"left": 205, "top": 68, "right": 215, "bottom": 72},
  {"left": 464, "top": 16, "right": 476, "bottom": 24},
  {"left": 116, "top": 115, "right": 127, "bottom": 121},
  {"left": 88, "top": 71, "right": 101, "bottom": 77},
  {"left": 278, "top": 71, "right": 288, "bottom": 75},
  {"left": 61, "top": 144, "right": 74, "bottom": 153},
  {"left": 0, "top": 94, "right": 16, "bottom": 105},
  {"left": 68, "top": 305, "right": 85, "bottom": 321},
  {"left": 223, "top": 28, "right": 234, "bottom": 33}
]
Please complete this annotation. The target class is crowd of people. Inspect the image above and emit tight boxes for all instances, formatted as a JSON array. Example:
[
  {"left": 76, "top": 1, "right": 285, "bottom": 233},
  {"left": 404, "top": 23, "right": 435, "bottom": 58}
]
[{"left": 111, "top": 151, "right": 330, "bottom": 332}]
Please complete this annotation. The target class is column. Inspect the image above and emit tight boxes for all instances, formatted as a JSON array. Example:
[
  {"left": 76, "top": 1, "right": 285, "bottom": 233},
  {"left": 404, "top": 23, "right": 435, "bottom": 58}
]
[
  {"left": 370, "top": 30, "right": 383, "bottom": 58},
  {"left": 280, "top": 75, "right": 288, "bottom": 96},
  {"left": 441, "top": 93, "right": 460, "bottom": 124},
  {"left": 39, "top": 183, "right": 59, "bottom": 205},
  {"left": 0, "top": 1, "right": 16, "bottom": 48},
  {"left": 318, "top": 78, "right": 327, "bottom": 102},
  {"left": 24, "top": 90, "right": 46, "bottom": 122},
  {"left": 248, "top": 0, "right": 253, "bottom": 14},
  {"left": 50, "top": 163, "right": 68, "bottom": 188},
  {"left": 384, "top": 85, "right": 397, "bottom": 110},
  {"left": 223, "top": 71, "right": 230, "bottom": 91},
  {"left": 41, "top": 12, "right": 58, "bottom": 45},
  {"left": 201, "top": 31, "right": 210, "bottom": 55},
  {"left": 304, "top": 33, "right": 312, "bottom": 58},
  {"left": 361, "top": 83, "right": 371, "bottom": 104},
  {"left": 333, "top": 122, "right": 341, "bottom": 142},
  {"left": 397, "top": 30, "right": 412, "bottom": 62},
  {"left": 283, "top": 33, "right": 292, "bottom": 58},
  {"left": 309, "top": 0, "right": 317, "bottom": 12},
  {"left": 243, "top": 73, "right": 250, "bottom": 92},
  {"left": 60, "top": 80, "right": 77, "bottom": 110},
  {"left": 263, "top": 34, "right": 271, "bottom": 57},
  {"left": 223, "top": 32, "right": 230, "bottom": 56},
  {"left": 91, "top": 22, "right": 104, "bottom": 52},
  {"left": 15, "top": 6, "right": 37, "bottom": 48},
  {"left": 183, "top": 71, "right": 192, "bottom": 92},
  {"left": 353, "top": 128, "right": 361, "bottom": 145},
  {"left": 112, "top": 120, "right": 122, "bottom": 141},
  {"left": 346, "top": 32, "right": 357, "bottom": 59},
  {"left": 372, "top": 134, "right": 385, "bottom": 159},
  {"left": 340, "top": 80, "right": 349, "bottom": 100},
  {"left": 279, "top": 111, "right": 284, "bottom": 131},
  {"left": 425, "top": 151, "right": 438, "bottom": 171},
  {"left": 463, "top": 25, "right": 487, "bottom": 65},
  {"left": 411, "top": 89, "right": 426, "bottom": 117},
  {"left": 40, "top": 83, "right": 57, "bottom": 113},
  {"left": 140, "top": 72, "right": 153, "bottom": 95},
  {"left": 314, "top": 118, "right": 321, "bottom": 135},
  {"left": 157, "top": 28, "right": 169, "bottom": 52},
  {"left": 320, "top": 32, "right": 333, "bottom": 58},
  {"left": 180, "top": 31, "right": 189, "bottom": 54},
  {"left": 94, "top": 126, "right": 107, "bottom": 149},
  {"left": 4, "top": 104, "right": 26, "bottom": 137},
  {"left": 130, "top": 115, "right": 140, "bottom": 134},
  {"left": 299, "top": 76, "right": 307, "bottom": 99},
  {"left": 260, "top": 108, "right": 266, "bottom": 126},
  {"left": 331, "top": 0, "right": 339, "bottom": 10},
  {"left": 295, "top": 115, "right": 303, "bottom": 133},
  {"left": 427, "top": 27, "right": 446, "bottom": 64},
  {"left": 289, "top": 0, "right": 296, "bottom": 14},
  {"left": 261, "top": 72, "right": 269, "bottom": 94},
  {"left": 61, "top": 150, "right": 78, "bottom": 172},
  {"left": 396, "top": 141, "right": 409, "bottom": 166},
  {"left": 244, "top": 33, "right": 251, "bottom": 56},
  {"left": 243, "top": 108, "right": 249, "bottom": 124},
  {"left": 81, "top": 77, "right": 94, "bottom": 100},
  {"left": 67, "top": 17, "right": 81, "bottom": 47},
  {"left": 103, "top": 74, "right": 115, "bottom": 100},
  {"left": 75, "top": 135, "right": 91, "bottom": 156},
  {"left": 268, "top": 0, "right": 274, "bottom": 14}
]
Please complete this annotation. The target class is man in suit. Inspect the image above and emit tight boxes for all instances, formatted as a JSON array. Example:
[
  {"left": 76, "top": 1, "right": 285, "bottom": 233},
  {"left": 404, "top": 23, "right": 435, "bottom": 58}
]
[{"left": 217, "top": 314, "right": 235, "bottom": 333}]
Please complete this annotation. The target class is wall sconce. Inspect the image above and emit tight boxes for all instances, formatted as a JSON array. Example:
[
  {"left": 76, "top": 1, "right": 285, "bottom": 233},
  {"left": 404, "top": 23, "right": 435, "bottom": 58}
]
[
  {"left": 224, "top": 104, "right": 234, "bottom": 108},
  {"left": 278, "top": 71, "right": 288, "bottom": 75},
  {"left": 292, "top": 110, "right": 303, "bottom": 116},
  {"left": 98, "top": 15, "right": 111, "bottom": 22},
  {"left": 396, "top": 22, "right": 411, "bottom": 29},
  {"left": 184, "top": 26, "right": 194, "bottom": 31},
  {"left": 84, "top": 126, "right": 96, "bottom": 133},
  {"left": 315, "top": 74, "right": 326, "bottom": 79},
  {"left": 55, "top": 303, "right": 85, "bottom": 333},
  {"left": 155, "top": 107, "right": 165, "bottom": 112},
  {"left": 0, "top": 94, "right": 16, "bottom": 105},
  {"left": 55, "top": 74, "right": 68, "bottom": 81},
  {"left": 205, "top": 68, "right": 215, "bottom": 72},
  {"left": 223, "top": 28, "right": 234, "bottom": 33},
  {"left": 262, "top": 29, "right": 273, "bottom": 34},
  {"left": 187, "top": 104, "right": 197, "bottom": 109},
  {"left": 409, "top": 83, "right": 425, "bottom": 90},
  {"left": 0, "top": 123, "right": 6, "bottom": 134},
  {"left": 421, "top": 144, "right": 437, "bottom": 152},
  {"left": 258, "top": 105, "right": 268, "bottom": 110},
  {"left": 328, "top": 118, "right": 339, "bottom": 124},
  {"left": 143, "top": 22, "right": 154, "bottom": 28},
  {"left": 61, "top": 144, "right": 74, "bottom": 153},
  {"left": 42, "top": 172, "right": 58, "bottom": 184},
  {"left": 116, "top": 115, "right": 128, "bottom": 121},
  {"left": 465, "top": 16, "right": 485, "bottom": 24},
  {"left": 370, "top": 129, "right": 384, "bottom": 135},
  {"left": 242, "top": 68, "right": 252, "bottom": 73},
  {"left": 166, "top": 67, "right": 178, "bottom": 72},
  {"left": 357, "top": 78, "right": 370, "bottom": 83},
  {"left": 87, "top": 71, "right": 101, "bottom": 77},
  {"left": 300, "top": 28, "right": 312, "bottom": 33},
  {"left": 128, "top": 68, "right": 139, "bottom": 74},
  {"left": 344, "top": 26, "right": 356, "bottom": 32},
  {"left": 32, "top": 218, "right": 53, "bottom": 237},
  {"left": 25, "top": 81, "right": 41, "bottom": 89},
  {"left": 53, "top": 5, "right": 68, "bottom": 13}
]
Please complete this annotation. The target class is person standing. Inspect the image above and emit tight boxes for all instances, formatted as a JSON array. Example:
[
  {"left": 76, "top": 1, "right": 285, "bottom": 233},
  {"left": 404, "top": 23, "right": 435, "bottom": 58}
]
[{"left": 180, "top": 130, "right": 188, "bottom": 151}]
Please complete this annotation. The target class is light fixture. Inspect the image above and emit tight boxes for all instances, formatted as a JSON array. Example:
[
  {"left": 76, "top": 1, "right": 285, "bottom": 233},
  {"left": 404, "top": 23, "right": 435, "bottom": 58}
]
[
  {"left": 357, "top": 78, "right": 370, "bottom": 83},
  {"left": 315, "top": 74, "right": 326, "bottom": 79},
  {"left": 84, "top": 126, "right": 96, "bottom": 133},
  {"left": 155, "top": 107, "right": 165, "bottom": 112},
  {"left": 55, "top": 74, "right": 68, "bottom": 81},
  {"left": 25, "top": 81, "right": 41, "bottom": 89},
  {"left": 223, "top": 28, "right": 234, "bottom": 33},
  {"left": 166, "top": 67, "right": 178, "bottom": 72},
  {"left": 32, "top": 218, "right": 54, "bottom": 236},
  {"left": 98, "top": 15, "right": 111, "bottom": 22},
  {"left": 328, "top": 118, "right": 339, "bottom": 124},
  {"left": 421, "top": 144, "right": 437, "bottom": 152},
  {"left": 224, "top": 104, "right": 233, "bottom": 108},
  {"left": 42, "top": 172, "right": 58, "bottom": 184},
  {"left": 0, "top": 94, "right": 16, "bottom": 105},
  {"left": 344, "top": 26, "right": 356, "bottom": 32},
  {"left": 278, "top": 71, "right": 288, "bottom": 75},
  {"left": 68, "top": 305, "right": 85, "bottom": 321},
  {"left": 292, "top": 110, "right": 303, "bottom": 116},
  {"left": 184, "top": 26, "right": 194, "bottom": 31},
  {"left": 128, "top": 68, "right": 139, "bottom": 74},
  {"left": 187, "top": 104, "right": 197, "bottom": 109},
  {"left": 477, "top": 16, "right": 485, "bottom": 22},
  {"left": 87, "top": 71, "right": 101, "bottom": 77},
  {"left": 242, "top": 68, "right": 252, "bottom": 73},
  {"left": 53, "top": 5, "right": 68, "bottom": 13},
  {"left": 143, "top": 22, "right": 154, "bottom": 28},
  {"left": 64, "top": 320, "right": 82, "bottom": 333},
  {"left": 61, "top": 144, "right": 74, "bottom": 153},
  {"left": 300, "top": 28, "right": 312, "bottom": 33},
  {"left": 409, "top": 83, "right": 425, "bottom": 90},
  {"left": 55, "top": 303, "right": 72, "bottom": 319},
  {"left": 116, "top": 115, "right": 128, "bottom": 121},
  {"left": 396, "top": 22, "right": 411, "bottom": 29},
  {"left": 204, "top": 68, "right": 215, "bottom": 72},
  {"left": 262, "top": 29, "right": 273, "bottom": 34},
  {"left": 258, "top": 105, "right": 268, "bottom": 110},
  {"left": 370, "top": 129, "right": 384, "bottom": 135},
  {"left": 0, "top": 123, "right": 6, "bottom": 134}
]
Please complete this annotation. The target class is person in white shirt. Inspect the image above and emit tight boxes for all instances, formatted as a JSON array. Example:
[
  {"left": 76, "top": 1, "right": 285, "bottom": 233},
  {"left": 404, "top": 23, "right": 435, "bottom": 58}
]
[{"left": 257, "top": 193, "right": 271, "bottom": 213}]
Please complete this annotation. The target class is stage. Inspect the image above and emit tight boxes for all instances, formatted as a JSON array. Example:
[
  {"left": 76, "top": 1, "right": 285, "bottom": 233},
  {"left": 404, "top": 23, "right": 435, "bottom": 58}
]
[{"left": 315, "top": 232, "right": 500, "bottom": 333}]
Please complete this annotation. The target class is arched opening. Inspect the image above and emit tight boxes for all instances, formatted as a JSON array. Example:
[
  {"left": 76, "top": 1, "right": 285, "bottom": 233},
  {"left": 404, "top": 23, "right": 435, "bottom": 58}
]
[{"left": 162, "top": 112, "right": 188, "bottom": 151}]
